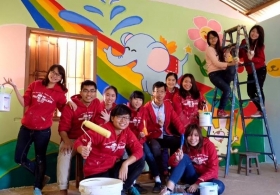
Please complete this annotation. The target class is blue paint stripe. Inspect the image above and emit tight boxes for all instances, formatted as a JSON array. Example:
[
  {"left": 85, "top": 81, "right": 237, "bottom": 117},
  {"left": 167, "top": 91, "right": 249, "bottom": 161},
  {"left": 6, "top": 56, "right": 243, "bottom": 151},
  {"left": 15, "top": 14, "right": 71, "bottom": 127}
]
[
  {"left": 97, "top": 76, "right": 128, "bottom": 104},
  {"left": 21, "top": 0, "right": 54, "bottom": 30}
]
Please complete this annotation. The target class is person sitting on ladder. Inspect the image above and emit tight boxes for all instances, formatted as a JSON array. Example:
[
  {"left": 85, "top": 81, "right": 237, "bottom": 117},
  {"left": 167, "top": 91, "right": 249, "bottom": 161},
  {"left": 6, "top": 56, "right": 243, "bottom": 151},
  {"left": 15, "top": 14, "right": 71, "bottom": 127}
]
[
  {"left": 239, "top": 25, "right": 266, "bottom": 117},
  {"left": 205, "top": 30, "right": 239, "bottom": 117}
]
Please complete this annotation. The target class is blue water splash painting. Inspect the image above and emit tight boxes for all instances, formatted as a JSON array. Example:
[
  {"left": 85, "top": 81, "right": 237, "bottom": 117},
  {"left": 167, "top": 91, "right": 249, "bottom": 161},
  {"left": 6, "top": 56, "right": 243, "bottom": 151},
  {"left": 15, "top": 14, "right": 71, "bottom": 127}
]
[
  {"left": 59, "top": 10, "right": 103, "bottom": 32},
  {"left": 84, "top": 5, "right": 104, "bottom": 16},
  {"left": 111, "top": 16, "right": 143, "bottom": 35},
  {"left": 110, "top": 6, "right": 126, "bottom": 20}
]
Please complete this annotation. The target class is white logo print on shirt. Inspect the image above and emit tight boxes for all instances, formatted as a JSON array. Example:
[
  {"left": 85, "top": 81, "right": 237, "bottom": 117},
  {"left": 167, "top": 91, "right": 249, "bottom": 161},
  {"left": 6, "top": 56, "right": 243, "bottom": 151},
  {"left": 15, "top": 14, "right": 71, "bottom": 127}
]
[
  {"left": 104, "top": 141, "right": 126, "bottom": 152},
  {"left": 33, "top": 92, "right": 54, "bottom": 104}
]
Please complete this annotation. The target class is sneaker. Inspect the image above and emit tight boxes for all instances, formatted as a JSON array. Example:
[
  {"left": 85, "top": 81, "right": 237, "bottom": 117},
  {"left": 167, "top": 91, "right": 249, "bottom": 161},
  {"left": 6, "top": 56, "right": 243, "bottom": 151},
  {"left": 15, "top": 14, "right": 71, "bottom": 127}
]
[
  {"left": 251, "top": 111, "right": 262, "bottom": 117},
  {"left": 133, "top": 183, "right": 148, "bottom": 194},
  {"left": 152, "top": 182, "right": 162, "bottom": 193},
  {"left": 42, "top": 175, "right": 50, "bottom": 189},
  {"left": 127, "top": 186, "right": 140, "bottom": 195},
  {"left": 159, "top": 187, "right": 171, "bottom": 195},
  {"left": 33, "top": 188, "right": 42, "bottom": 195},
  {"left": 217, "top": 109, "right": 229, "bottom": 117}
]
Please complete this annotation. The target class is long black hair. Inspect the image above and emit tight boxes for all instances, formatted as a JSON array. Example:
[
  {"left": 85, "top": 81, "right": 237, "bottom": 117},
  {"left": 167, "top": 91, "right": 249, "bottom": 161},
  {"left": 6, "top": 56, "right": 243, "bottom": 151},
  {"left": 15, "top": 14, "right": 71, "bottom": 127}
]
[
  {"left": 207, "top": 30, "right": 224, "bottom": 62},
  {"left": 179, "top": 73, "right": 200, "bottom": 99},
  {"left": 42, "top": 64, "right": 67, "bottom": 91}
]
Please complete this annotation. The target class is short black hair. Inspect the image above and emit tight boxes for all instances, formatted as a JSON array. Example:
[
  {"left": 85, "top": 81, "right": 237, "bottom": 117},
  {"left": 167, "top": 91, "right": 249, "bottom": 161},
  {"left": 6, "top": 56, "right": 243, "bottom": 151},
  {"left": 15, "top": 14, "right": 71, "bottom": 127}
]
[
  {"left": 129, "top": 91, "right": 144, "bottom": 102},
  {"left": 152, "top": 81, "right": 166, "bottom": 92},
  {"left": 80, "top": 80, "right": 97, "bottom": 91},
  {"left": 110, "top": 104, "right": 131, "bottom": 118}
]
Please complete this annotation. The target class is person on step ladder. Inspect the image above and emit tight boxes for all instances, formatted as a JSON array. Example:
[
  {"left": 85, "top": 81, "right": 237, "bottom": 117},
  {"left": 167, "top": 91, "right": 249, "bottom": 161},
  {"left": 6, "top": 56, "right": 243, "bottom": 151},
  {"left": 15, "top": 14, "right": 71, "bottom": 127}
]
[
  {"left": 205, "top": 30, "right": 239, "bottom": 117},
  {"left": 239, "top": 25, "right": 266, "bottom": 117}
]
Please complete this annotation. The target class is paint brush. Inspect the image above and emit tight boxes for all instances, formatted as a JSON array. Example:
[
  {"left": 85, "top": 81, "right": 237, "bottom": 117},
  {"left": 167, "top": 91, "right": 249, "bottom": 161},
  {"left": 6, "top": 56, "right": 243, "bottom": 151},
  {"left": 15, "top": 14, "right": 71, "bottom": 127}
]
[{"left": 180, "top": 134, "right": 184, "bottom": 150}]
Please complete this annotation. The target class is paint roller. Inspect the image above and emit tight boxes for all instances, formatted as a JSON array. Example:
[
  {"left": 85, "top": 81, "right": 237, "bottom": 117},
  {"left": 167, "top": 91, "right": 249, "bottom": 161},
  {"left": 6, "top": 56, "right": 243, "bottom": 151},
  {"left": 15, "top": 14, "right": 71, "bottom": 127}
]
[{"left": 81, "top": 120, "right": 111, "bottom": 150}]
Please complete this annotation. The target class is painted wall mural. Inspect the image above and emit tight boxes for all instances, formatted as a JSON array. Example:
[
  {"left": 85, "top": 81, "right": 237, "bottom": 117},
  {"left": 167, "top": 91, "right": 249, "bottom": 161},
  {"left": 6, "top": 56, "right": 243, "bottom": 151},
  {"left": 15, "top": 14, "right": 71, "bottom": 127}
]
[{"left": 0, "top": 0, "right": 269, "bottom": 189}]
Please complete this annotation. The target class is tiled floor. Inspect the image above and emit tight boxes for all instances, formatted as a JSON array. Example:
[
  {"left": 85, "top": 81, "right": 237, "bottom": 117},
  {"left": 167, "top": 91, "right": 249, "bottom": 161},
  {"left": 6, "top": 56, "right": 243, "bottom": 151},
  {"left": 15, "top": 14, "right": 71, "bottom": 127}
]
[{"left": 0, "top": 163, "right": 279, "bottom": 195}]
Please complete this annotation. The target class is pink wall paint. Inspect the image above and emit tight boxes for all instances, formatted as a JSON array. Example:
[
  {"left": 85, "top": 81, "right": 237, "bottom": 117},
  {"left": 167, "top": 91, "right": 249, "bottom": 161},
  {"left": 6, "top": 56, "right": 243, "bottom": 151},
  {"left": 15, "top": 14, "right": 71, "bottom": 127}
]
[{"left": 0, "top": 24, "right": 27, "bottom": 89}]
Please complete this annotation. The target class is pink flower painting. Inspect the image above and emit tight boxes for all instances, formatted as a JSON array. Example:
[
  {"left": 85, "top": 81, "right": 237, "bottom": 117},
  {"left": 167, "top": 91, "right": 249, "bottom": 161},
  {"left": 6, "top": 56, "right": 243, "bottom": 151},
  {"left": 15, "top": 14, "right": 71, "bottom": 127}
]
[{"left": 188, "top": 16, "right": 223, "bottom": 52}]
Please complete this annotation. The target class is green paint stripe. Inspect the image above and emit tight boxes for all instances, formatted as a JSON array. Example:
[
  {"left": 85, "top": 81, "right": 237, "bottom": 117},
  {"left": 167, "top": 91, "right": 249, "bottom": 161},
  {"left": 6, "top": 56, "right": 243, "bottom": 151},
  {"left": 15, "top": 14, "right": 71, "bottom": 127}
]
[
  {"left": 97, "top": 58, "right": 151, "bottom": 102},
  {"left": 30, "top": 0, "right": 64, "bottom": 31}
]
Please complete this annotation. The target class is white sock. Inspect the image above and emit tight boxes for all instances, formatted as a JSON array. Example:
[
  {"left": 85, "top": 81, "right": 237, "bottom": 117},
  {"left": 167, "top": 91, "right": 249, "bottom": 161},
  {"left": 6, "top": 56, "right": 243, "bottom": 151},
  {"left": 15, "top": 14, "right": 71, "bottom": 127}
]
[{"left": 155, "top": 176, "right": 161, "bottom": 183}]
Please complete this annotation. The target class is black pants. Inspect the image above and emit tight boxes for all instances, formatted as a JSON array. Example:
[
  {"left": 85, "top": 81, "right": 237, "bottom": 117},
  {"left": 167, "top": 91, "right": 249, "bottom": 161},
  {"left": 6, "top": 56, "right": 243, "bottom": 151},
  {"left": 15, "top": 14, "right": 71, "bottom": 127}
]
[
  {"left": 247, "top": 66, "right": 267, "bottom": 111},
  {"left": 149, "top": 135, "right": 180, "bottom": 175},
  {"left": 85, "top": 158, "right": 145, "bottom": 191}
]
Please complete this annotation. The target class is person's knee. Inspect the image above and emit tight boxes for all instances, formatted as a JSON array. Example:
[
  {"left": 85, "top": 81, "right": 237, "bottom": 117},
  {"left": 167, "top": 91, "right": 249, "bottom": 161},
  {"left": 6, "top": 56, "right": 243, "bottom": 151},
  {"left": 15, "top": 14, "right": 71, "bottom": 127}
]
[
  {"left": 182, "top": 154, "right": 192, "bottom": 164},
  {"left": 149, "top": 140, "right": 161, "bottom": 156}
]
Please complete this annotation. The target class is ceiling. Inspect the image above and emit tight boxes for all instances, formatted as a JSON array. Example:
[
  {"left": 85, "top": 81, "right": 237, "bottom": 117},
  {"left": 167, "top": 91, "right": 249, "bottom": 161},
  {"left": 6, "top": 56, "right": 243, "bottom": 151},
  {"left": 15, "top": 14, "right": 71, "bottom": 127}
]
[{"left": 220, "top": 0, "right": 280, "bottom": 22}]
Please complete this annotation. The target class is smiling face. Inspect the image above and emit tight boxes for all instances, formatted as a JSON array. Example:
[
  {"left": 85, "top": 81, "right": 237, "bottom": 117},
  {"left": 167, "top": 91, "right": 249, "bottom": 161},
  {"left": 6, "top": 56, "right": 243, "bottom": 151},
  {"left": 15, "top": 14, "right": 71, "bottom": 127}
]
[
  {"left": 250, "top": 28, "right": 259, "bottom": 41},
  {"left": 111, "top": 114, "right": 130, "bottom": 131},
  {"left": 152, "top": 86, "right": 166, "bottom": 103},
  {"left": 186, "top": 129, "right": 200, "bottom": 147},
  {"left": 104, "top": 89, "right": 117, "bottom": 107},
  {"left": 182, "top": 76, "right": 192, "bottom": 91},
  {"left": 208, "top": 34, "right": 218, "bottom": 47},
  {"left": 131, "top": 98, "right": 143, "bottom": 110},
  {"left": 80, "top": 85, "right": 96, "bottom": 106},
  {"left": 166, "top": 75, "right": 177, "bottom": 90},
  {"left": 48, "top": 68, "right": 62, "bottom": 84}
]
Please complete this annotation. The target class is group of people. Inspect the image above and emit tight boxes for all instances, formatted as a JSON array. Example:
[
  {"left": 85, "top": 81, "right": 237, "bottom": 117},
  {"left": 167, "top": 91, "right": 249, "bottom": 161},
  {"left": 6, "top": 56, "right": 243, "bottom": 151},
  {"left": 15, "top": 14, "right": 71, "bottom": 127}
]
[{"left": 3, "top": 24, "right": 266, "bottom": 195}]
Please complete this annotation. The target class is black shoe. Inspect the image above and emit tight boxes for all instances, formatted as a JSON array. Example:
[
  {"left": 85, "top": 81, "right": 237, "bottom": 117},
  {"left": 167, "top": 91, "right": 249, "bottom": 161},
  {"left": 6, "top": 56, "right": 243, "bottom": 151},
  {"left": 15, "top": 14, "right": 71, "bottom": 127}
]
[
  {"left": 133, "top": 184, "right": 148, "bottom": 194},
  {"left": 152, "top": 182, "right": 162, "bottom": 193}
]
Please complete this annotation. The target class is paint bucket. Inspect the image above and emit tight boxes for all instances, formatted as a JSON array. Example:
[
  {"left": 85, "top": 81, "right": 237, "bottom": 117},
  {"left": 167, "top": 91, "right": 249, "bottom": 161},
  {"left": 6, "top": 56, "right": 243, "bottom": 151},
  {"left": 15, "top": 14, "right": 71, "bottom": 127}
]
[
  {"left": 0, "top": 85, "right": 11, "bottom": 112},
  {"left": 79, "top": 177, "right": 123, "bottom": 195},
  {"left": 199, "top": 182, "right": 218, "bottom": 195},
  {"left": 199, "top": 105, "right": 212, "bottom": 127}
]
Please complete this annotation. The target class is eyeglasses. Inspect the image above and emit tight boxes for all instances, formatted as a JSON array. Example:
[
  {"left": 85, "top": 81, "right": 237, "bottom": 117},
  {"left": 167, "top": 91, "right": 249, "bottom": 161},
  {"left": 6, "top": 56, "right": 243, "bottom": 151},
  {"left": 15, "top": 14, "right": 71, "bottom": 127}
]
[
  {"left": 50, "top": 71, "right": 62, "bottom": 77},
  {"left": 115, "top": 115, "right": 130, "bottom": 121},
  {"left": 82, "top": 89, "right": 96, "bottom": 94}
]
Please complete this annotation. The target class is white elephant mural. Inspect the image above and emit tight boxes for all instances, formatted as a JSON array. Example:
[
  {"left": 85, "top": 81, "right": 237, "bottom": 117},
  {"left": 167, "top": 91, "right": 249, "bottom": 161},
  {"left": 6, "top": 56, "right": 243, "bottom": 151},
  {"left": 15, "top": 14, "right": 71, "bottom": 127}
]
[{"left": 103, "top": 32, "right": 189, "bottom": 95}]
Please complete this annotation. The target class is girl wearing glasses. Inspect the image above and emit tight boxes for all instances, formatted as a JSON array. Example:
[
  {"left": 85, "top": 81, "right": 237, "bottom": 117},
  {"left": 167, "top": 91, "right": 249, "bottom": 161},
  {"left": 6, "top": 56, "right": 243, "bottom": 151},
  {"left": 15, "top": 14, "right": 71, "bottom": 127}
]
[{"left": 4, "top": 64, "right": 67, "bottom": 195}]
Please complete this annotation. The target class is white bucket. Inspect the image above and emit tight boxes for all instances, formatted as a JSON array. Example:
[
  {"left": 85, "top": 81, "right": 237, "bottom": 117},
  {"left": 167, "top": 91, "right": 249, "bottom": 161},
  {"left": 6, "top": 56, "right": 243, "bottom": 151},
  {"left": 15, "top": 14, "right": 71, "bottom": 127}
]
[
  {"left": 199, "top": 182, "right": 218, "bottom": 195},
  {"left": 0, "top": 85, "right": 11, "bottom": 112},
  {"left": 199, "top": 105, "right": 212, "bottom": 127},
  {"left": 79, "top": 177, "right": 123, "bottom": 195}
]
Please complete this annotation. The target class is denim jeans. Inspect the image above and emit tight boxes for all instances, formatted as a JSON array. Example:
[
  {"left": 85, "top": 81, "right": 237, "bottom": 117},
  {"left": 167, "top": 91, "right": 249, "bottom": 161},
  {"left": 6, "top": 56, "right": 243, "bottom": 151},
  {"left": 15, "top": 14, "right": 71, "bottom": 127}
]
[
  {"left": 149, "top": 135, "right": 180, "bottom": 175},
  {"left": 143, "top": 142, "right": 160, "bottom": 177},
  {"left": 208, "top": 66, "right": 236, "bottom": 110},
  {"left": 14, "top": 125, "right": 51, "bottom": 189},
  {"left": 85, "top": 158, "right": 145, "bottom": 191},
  {"left": 169, "top": 155, "right": 225, "bottom": 195},
  {"left": 247, "top": 66, "right": 267, "bottom": 111}
]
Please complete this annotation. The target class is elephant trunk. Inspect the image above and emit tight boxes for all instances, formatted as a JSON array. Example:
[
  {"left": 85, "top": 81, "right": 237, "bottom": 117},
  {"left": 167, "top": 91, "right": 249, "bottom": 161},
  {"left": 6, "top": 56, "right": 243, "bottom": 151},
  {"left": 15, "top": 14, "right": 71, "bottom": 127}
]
[{"left": 106, "top": 52, "right": 135, "bottom": 66}]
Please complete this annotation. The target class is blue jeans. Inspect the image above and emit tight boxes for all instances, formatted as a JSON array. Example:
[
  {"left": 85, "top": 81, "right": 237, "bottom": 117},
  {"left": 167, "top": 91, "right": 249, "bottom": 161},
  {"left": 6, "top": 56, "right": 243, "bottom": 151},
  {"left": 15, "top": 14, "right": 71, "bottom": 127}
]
[
  {"left": 14, "top": 125, "right": 51, "bottom": 189},
  {"left": 208, "top": 66, "right": 236, "bottom": 110},
  {"left": 143, "top": 142, "right": 159, "bottom": 177},
  {"left": 169, "top": 155, "right": 225, "bottom": 195}
]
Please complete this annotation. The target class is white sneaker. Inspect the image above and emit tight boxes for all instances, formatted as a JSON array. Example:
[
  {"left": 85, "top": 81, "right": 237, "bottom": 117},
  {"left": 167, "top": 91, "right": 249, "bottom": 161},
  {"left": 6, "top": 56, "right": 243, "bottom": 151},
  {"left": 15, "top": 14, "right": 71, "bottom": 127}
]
[{"left": 251, "top": 111, "right": 262, "bottom": 117}]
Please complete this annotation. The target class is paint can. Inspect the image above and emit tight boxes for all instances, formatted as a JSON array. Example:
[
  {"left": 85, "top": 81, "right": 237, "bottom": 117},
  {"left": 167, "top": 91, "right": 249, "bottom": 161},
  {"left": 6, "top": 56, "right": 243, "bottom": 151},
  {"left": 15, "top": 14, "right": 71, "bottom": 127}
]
[
  {"left": 0, "top": 85, "right": 11, "bottom": 112},
  {"left": 79, "top": 177, "right": 123, "bottom": 195},
  {"left": 199, "top": 105, "right": 212, "bottom": 127},
  {"left": 199, "top": 182, "right": 218, "bottom": 195}
]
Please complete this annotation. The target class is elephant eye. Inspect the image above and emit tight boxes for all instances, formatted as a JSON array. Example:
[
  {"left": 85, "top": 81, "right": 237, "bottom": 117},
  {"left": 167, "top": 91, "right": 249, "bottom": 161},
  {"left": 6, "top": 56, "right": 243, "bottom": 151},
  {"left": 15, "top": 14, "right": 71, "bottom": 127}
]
[
  {"left": 131, "top": 49, "right": 136, "bottom": 52},
  {"left": 125, "top": 46, "right": 130, "bottom": 51}
]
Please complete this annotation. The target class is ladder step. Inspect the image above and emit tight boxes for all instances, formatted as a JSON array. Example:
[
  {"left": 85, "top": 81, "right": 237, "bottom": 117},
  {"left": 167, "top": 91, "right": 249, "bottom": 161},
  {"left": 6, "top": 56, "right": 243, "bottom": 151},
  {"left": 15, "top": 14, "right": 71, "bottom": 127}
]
[
  {"left": 224, "top": 25, "right": 242, "bottom": 33},
  {"left": 243, "top": 116, "right": 263, "bottom": 119},
  {"left": 246, "top": 151, "right": 274, "bottom": 156},
  {"left": 238, "top": 80, "right": 255, "bottom": 85},
  {"left": 239, "top": 98, "right": 259, "bottom": 103},
  {"left": 212, "top": 116, "right": 231, "bottom": 119},
  {"left": 207, "top": 134, "right": 229, "bottom": 139}
]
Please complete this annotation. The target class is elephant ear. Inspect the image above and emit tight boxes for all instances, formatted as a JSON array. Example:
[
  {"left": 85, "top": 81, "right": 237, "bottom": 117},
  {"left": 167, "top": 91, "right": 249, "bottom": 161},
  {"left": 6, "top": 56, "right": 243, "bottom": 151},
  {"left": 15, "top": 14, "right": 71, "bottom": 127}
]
[
  {"left": 147, "top": 42, "right": 170, "bottom": 72},
  {"left": 120, "top": 32, "right": 134, "bottom": 46}
]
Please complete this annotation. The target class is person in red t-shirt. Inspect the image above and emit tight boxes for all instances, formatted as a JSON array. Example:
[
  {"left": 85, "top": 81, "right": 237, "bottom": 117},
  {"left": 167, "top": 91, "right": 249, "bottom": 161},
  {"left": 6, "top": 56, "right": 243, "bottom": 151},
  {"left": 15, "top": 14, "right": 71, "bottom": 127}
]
[
  {"left": 160, "top": 124, "right": 225, "bottom": 195},
  {"left": 4, "top": 64, "right": 68, "bottom": 195},
  {"left": 57, "top": 80, "right": 100, "bottom": 195},
  {"left": 164, "top": 72, "right": 179, "bottom": 102},
  {"left": 239, "top": 25, "right": 266, "bottom": 117},
  {"left": 74, "top": 104, "right": 145, "bottom": 195},
  {"left": 95, "top": 85, "right": 117, "bottom": 125},
  {"left": 173, "top": 73, "right": 206, "bottom": 128}
]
